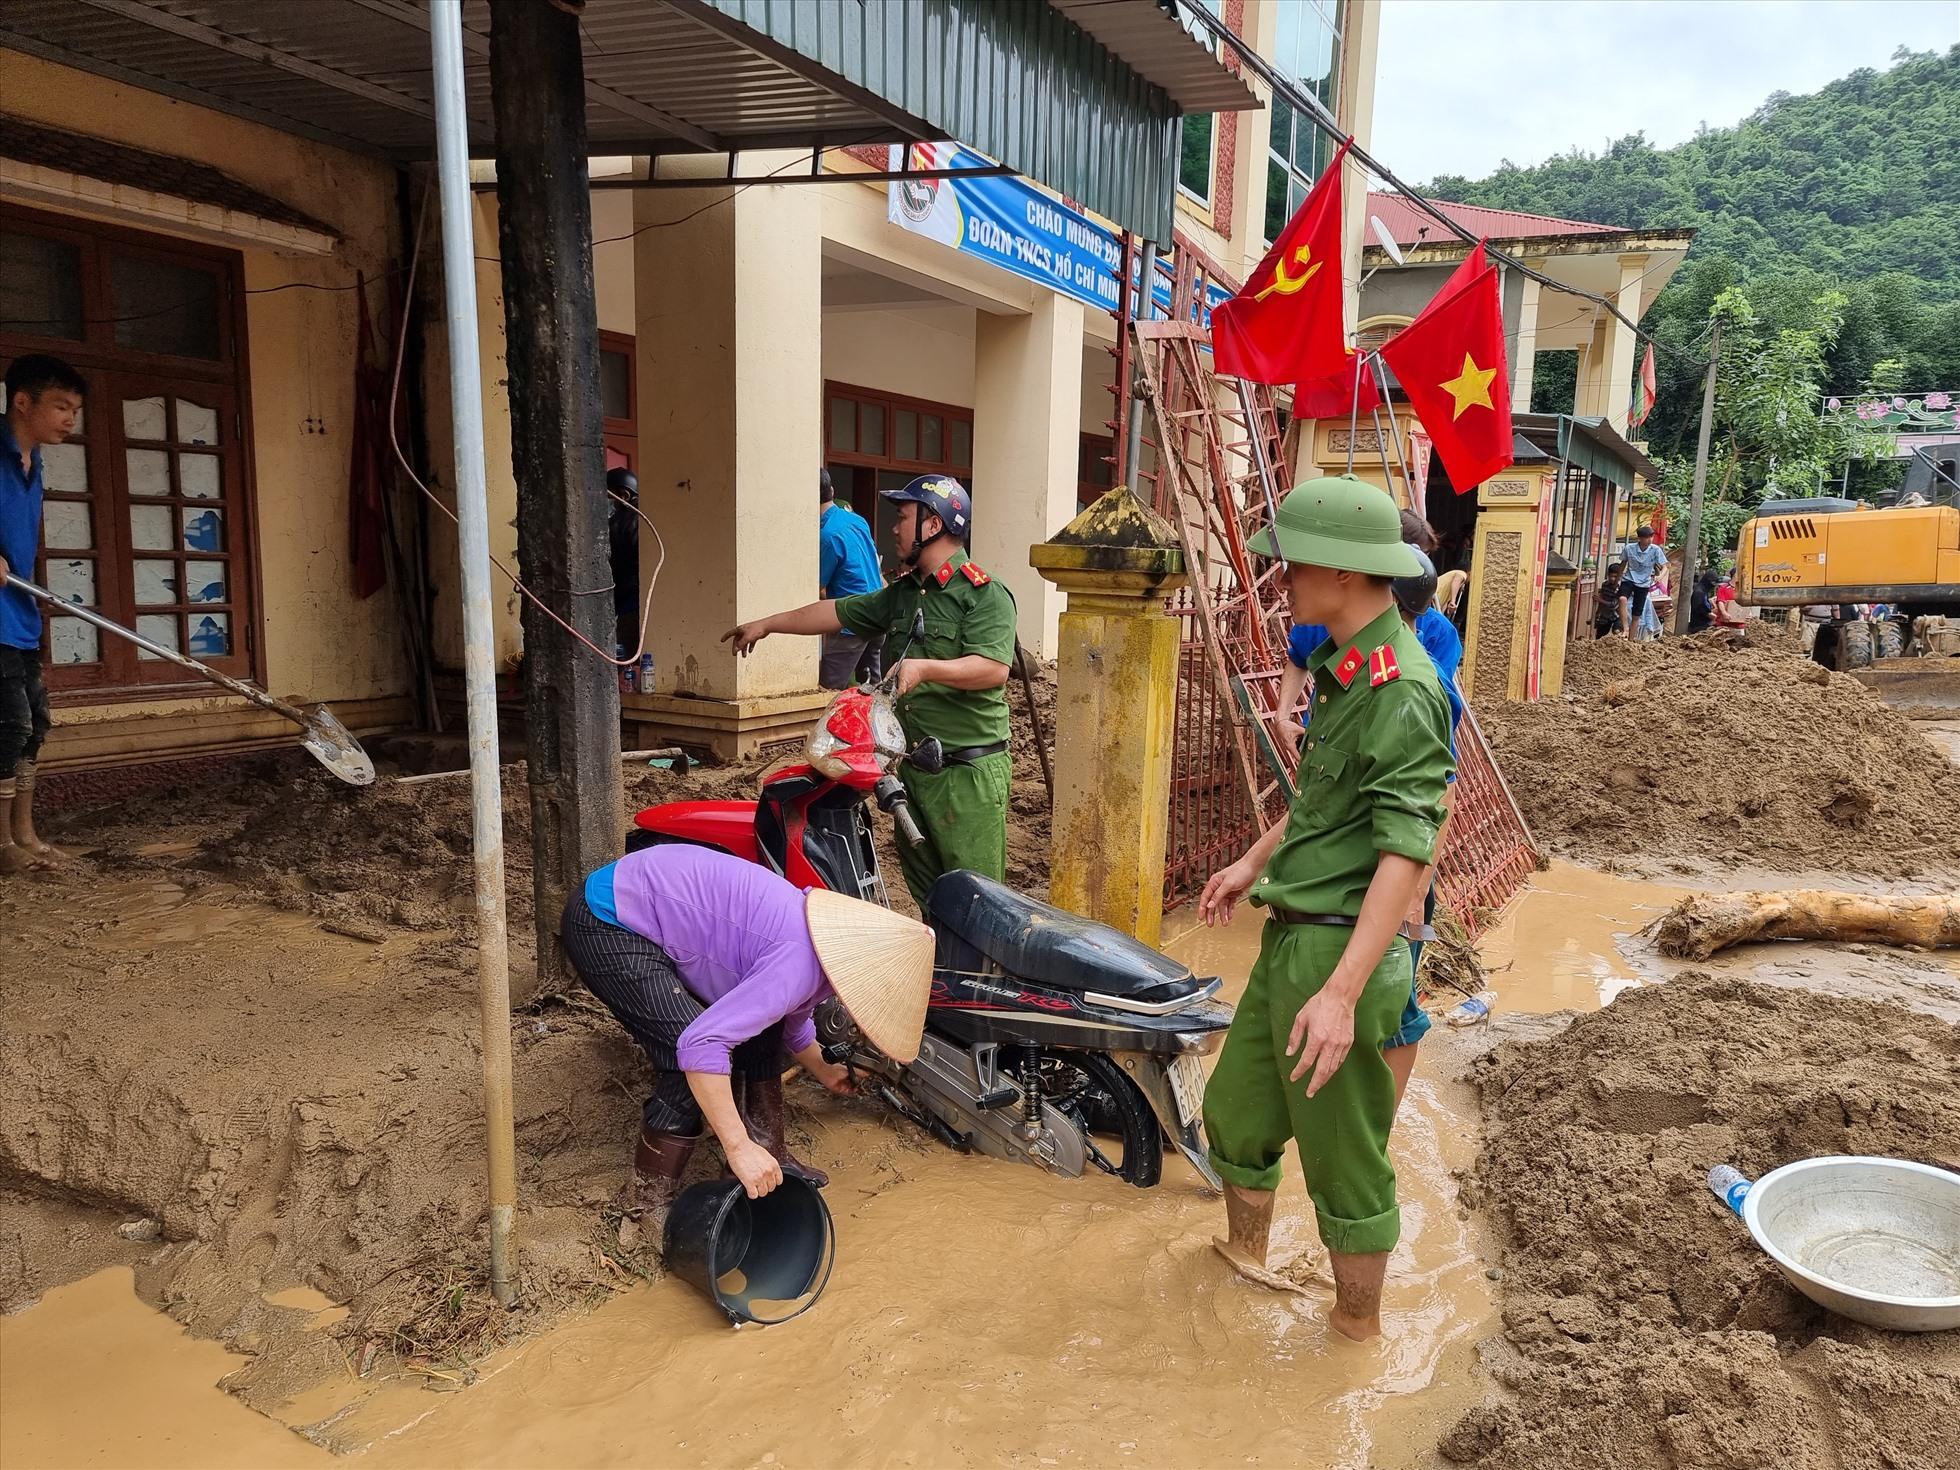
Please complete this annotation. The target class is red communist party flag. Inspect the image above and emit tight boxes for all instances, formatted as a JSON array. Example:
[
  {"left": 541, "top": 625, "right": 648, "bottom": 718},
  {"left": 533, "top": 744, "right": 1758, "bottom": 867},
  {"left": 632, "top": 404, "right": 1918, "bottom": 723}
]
[
  {"left": 1211, "top": 141, "right": 1354, "bottom": 386},
  {"left": 1379, "top": 242, "right": 1513, "bottom": 491},
  {"left": 1293, "top": 353, "right": 1381, "bottom": 418}
]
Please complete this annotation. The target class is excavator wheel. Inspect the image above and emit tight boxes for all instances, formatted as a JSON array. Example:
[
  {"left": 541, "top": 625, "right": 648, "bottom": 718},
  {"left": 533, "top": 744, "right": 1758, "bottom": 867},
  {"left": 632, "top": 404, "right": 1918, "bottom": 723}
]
[
  {"left": 1875, "top": 619, "right": 1906, "bottom": 660},
  {"left": 1837, "top": 620, "right": 1875, "bottom": 671}
]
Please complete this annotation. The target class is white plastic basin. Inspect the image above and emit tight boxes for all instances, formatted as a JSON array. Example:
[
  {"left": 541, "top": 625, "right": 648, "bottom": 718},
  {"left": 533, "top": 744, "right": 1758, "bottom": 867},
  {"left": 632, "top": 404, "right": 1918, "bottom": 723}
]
[{"left": 1742, "top": 1155, "right": 1960, "bottom": 1332}]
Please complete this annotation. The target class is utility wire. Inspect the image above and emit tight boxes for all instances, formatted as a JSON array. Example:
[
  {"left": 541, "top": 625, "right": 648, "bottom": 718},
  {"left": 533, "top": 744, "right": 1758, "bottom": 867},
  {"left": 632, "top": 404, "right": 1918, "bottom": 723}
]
[{"left": 1175, "top": 0, "right": 1708, "bottom": 369}]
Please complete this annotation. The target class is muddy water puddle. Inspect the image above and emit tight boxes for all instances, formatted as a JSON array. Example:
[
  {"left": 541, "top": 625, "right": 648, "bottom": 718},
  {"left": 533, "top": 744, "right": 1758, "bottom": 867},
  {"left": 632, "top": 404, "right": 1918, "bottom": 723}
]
[{"left": 1, "top": 904, "right": 1500, "bottom": 1470}]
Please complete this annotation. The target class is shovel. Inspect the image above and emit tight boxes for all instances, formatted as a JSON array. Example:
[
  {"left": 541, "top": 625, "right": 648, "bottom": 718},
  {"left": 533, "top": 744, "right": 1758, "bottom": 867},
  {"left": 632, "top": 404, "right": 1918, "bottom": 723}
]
[{"left": 6, "top": 573, "right": 375, "bottom": 785}]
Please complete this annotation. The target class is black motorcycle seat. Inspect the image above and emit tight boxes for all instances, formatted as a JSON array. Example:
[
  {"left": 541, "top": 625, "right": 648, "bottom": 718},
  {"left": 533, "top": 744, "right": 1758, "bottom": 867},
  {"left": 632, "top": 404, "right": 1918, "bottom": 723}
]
[{"left": 925, "top": 870, "right": 1199, "bottom": 997}]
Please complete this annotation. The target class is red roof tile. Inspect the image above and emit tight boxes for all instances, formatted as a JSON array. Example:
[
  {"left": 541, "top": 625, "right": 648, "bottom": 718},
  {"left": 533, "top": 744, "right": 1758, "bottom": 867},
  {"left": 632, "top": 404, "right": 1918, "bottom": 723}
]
[{"left": 1365, "top": 193, "right": 1621, "bottom": 248}]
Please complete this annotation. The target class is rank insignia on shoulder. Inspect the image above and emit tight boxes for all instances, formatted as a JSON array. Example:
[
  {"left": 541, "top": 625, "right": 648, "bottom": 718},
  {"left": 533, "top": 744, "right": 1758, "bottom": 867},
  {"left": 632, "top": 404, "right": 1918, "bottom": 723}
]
[
  {"left": 1331, "top": 646, "right": 1365, "bottom": 688},
  {"left": 1368, "top": 644, "right": 1401, "bottom": 688},
  {"left": 959, "top": 561, "right": 991, "bottom": 586}
]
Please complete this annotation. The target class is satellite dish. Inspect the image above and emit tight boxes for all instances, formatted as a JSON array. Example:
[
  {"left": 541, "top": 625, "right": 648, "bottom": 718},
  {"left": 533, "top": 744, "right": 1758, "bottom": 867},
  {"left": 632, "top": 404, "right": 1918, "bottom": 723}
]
[{"left": 1369, "top": 216, "right": 1407, "bottom": 266}]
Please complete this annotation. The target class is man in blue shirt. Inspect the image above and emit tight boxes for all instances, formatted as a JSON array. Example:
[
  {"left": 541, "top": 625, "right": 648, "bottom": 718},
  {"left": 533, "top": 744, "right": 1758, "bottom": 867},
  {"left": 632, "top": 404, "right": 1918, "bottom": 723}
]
[
  {"left": 817, "top": 469, "right": 886, "bottom": 688},
  {"left": 1619, "top": 524, "right": 1668, "bottom": 641},
  {"left": 2, "top": 355, "right": 86, "bottom": 874}
]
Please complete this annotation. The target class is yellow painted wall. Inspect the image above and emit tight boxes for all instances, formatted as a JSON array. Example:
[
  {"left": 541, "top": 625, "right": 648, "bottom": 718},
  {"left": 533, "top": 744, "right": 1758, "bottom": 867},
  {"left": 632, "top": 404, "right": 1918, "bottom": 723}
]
[
  {"left": 821, "top": 305, "right": 976, "bottom": 406},
  {"left": 2, "top": 50, "right": 409, "bottom": 746}
]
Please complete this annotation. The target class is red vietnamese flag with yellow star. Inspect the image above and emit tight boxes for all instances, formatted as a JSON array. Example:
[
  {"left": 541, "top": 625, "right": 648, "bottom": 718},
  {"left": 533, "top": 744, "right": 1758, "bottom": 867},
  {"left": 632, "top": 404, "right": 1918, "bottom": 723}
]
[
  {"left": 1379, "top": 242, "right": 1513, "bottom": 491},
  {"left": 1210, "top": 142, "right": 1356, "bottom": 387}
]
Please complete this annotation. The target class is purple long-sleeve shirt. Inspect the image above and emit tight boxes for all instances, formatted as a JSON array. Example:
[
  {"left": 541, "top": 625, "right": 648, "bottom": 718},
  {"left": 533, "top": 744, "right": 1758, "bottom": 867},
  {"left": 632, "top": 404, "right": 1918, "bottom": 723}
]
[{"left": 585, "top": 845, "right": 829, "bottom": 1074}]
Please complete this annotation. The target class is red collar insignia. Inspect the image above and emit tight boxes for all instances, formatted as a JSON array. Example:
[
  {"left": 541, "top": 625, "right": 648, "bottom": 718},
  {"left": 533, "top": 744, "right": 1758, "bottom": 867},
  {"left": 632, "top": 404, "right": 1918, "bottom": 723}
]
[
  {"left": 934, "top": 564, "right": 954, "bottom": 587},
  {"left": 1331, "top": 646, "right": 1365, "bottom": 688},
  {"left": 1368, "top": 644, "right": 1402, "bottom": 688}
]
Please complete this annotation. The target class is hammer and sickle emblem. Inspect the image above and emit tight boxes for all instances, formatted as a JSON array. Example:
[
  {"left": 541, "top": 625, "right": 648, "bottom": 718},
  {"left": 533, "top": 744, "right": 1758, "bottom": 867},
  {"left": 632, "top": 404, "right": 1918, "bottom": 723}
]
[{"left": 1253, "top": 244, "right": 1324, "bottom": 302}]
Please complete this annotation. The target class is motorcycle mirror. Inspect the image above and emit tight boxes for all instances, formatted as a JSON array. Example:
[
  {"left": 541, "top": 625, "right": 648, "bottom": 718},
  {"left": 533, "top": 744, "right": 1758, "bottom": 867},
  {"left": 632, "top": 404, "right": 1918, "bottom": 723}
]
[{"left": 910, "top": 737, "right": 945, "bottom": 774}]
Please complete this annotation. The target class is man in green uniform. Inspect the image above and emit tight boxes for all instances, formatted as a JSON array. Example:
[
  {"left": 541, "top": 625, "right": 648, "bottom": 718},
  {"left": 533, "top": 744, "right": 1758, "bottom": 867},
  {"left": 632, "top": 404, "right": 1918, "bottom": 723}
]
[
  {"left": 1197, "top": 476, "right": 1454, "bottom": 1343},
  {"left": 723, "top": 475, "right": 1015, "bottom": 908}
]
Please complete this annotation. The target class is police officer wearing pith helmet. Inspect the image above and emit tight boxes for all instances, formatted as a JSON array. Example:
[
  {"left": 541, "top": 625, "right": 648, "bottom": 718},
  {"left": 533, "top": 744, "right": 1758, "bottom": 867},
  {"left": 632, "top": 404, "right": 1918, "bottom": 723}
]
[
  {"left": 723, "top": 474, "right": 1016, "bottom": 909},
  {"left": 1195, "top": 475, "right": 1454, "bottom": 1344}
]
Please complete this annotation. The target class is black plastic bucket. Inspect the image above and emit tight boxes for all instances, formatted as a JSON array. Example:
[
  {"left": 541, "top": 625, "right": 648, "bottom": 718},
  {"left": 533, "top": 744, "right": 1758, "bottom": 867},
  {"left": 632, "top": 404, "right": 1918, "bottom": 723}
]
[{"left": 662, "top": 1174, "right": 835, "bottom": 1325}]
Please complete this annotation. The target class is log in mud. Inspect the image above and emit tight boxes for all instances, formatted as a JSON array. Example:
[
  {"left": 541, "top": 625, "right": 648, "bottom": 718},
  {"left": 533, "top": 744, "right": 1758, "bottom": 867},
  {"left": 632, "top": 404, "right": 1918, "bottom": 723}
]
[{"left": 1651, "top": 889, "right": 1960, "bottom": 959}]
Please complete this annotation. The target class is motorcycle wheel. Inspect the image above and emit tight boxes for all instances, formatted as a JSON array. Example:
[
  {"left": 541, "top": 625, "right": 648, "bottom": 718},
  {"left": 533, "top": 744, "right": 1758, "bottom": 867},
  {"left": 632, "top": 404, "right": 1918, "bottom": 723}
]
[{"left": 1037, "top": 1050, "right": 1163, "bottom": 1188}]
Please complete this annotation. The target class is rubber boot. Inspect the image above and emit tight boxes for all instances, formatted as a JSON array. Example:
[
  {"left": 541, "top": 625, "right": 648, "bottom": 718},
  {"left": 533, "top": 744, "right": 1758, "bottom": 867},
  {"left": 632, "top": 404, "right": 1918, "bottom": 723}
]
[
  {"left": 615, "top": 1124, "right": 698, "bottom": 1253},
  {"left": 738, "top": 1072, "right": 829, "bottom": 1188},
  {"left": 12, "top": 760, "right": 58, "bottom": 863}
]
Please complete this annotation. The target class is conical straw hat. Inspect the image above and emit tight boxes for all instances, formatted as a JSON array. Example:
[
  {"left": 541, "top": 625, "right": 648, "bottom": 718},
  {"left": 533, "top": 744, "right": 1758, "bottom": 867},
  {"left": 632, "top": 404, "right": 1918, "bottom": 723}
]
[{"left": 805, "top": 889, "right": 934, "bottom": 1064}]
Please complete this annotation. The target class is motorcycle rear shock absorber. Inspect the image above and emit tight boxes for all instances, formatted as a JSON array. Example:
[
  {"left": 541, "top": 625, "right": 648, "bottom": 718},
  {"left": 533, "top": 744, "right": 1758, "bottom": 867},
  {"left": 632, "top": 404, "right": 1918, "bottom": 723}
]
[{"left": 1017, "top": 1044, "right": 1044, "bottom": 1143}]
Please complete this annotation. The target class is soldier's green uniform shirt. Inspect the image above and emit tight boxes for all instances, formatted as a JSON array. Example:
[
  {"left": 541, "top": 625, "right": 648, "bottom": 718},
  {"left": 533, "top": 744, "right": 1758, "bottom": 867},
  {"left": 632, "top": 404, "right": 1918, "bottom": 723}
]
[
  {"left": 1202, "top": 605, "right": 1454, "bottom": 1256},
  {"left": 835, "top": 548, "right": 1016, "bottom": 908}
]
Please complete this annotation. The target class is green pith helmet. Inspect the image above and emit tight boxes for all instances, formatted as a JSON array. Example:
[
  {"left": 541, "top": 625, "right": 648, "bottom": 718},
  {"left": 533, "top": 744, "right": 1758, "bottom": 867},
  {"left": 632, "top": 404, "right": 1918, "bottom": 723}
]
[{"left": 1247, "top": 475, "right": 1422, "bottom": 577}]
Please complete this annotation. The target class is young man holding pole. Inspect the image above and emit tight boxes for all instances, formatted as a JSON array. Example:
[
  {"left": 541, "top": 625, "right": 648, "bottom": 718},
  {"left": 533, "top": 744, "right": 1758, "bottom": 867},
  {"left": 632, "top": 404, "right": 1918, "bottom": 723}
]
[
  {"left": 1199, "top": 476, "right": 1454, "bottom": 1343},
  {"left": 1, "top": 355, "right": 86, "bottom": 874}
]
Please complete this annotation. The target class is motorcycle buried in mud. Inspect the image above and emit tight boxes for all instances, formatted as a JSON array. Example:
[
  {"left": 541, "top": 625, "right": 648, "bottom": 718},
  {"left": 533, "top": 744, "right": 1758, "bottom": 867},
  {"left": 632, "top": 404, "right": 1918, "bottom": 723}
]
[{"left": 628, "top": 628, "right": 1230, "bottom": 1190}]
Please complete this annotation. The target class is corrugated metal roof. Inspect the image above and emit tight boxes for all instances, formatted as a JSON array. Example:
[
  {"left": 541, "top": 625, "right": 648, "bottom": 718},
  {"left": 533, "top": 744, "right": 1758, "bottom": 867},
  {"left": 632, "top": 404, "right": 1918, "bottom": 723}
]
[
  {"left": 1366, "top": 193, "right": 1624, "bottom": 247},
  {"left": 0, "top": 0, "right": 1253, "bottom": 240}
]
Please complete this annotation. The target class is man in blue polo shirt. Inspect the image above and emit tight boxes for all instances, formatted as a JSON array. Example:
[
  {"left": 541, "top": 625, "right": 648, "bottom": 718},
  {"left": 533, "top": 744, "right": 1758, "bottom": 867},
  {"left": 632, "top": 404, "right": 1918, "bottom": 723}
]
[
  {"left": 2, "top": 354, "right": 86, "bottom": 874},
  {"left": 817, "top": 469, "right": 886, "bottom": 688}
]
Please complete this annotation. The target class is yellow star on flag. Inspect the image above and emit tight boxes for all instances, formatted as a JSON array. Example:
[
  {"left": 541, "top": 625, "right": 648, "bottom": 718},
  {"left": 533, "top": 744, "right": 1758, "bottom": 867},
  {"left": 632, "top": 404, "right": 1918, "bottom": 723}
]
[{"left": 1439, "top": 352, "right": 1497, "bottom": 419}]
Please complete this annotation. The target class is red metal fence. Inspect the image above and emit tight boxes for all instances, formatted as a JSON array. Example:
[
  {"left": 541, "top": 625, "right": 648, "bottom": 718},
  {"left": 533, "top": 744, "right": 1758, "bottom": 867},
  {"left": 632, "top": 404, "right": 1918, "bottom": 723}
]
[{"left": 1111, "top": 232, "right": 1538, "bottom": 930}]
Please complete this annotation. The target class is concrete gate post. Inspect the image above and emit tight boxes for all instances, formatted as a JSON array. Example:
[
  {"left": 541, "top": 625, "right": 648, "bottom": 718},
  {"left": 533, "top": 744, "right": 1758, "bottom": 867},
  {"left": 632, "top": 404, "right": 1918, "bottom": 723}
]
[{"left": 1030, "top": 490, "right": 1188, "bottom": 947}]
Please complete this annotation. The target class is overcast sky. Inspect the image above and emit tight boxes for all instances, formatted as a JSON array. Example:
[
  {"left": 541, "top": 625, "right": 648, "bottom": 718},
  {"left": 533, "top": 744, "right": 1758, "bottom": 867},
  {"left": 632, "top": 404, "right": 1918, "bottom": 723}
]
[{"left": 1372, "top": 0, "right": 1960, "bottom": 185}]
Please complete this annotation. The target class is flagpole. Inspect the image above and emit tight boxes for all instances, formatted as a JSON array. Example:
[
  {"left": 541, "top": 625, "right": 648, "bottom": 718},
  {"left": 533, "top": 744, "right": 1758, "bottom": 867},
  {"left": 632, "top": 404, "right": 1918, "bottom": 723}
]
[
  {"left": 1345, "top": 355, "right": 1365, "bottom": 475},
  {"left": 1673, "top": 318, "right": 1721, "bottom": 635},
  {"left": 1368, "top": 353, "right": 1420, "bottom": 513}
]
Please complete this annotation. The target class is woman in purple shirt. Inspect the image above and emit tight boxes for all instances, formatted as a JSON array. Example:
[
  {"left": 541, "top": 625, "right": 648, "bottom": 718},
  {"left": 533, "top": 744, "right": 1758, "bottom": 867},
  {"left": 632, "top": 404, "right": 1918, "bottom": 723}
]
[{"left": 561, "top": 844, "right": 932, "bottom": 1239}]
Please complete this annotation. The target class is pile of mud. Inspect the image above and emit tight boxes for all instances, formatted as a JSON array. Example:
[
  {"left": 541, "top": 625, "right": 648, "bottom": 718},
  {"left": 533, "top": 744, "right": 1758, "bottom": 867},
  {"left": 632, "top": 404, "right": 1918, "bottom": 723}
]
[
  {"left": 1482, "top": 631, "right": 1960, "bottom": 878},
  {"left": 49, "top": 661, "right": 1057, "bottom": 935},
  {"left": 1445, "top": 975, "right": 1960, "bottom": 1469}
]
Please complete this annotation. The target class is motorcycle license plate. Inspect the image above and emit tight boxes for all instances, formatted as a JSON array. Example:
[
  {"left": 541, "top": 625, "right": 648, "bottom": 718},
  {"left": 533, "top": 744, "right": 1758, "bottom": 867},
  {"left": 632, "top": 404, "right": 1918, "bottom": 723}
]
[{"left": 1169, "top": 1054, "right": 1206, "bottom": 1127}]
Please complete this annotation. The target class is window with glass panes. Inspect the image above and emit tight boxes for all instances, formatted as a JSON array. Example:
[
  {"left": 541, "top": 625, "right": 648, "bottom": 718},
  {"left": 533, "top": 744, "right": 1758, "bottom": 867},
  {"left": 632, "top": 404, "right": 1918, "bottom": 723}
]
[
  {"left": 1, "top": 205, "right": 258, "bottom": 695},
  {"left": 1177, "top": 0, "right": 1224, "bottom": 205},
  {"left": 1265, "top": 0, "right": 1346, "bottom": 244},
  {"left": 824, "top": 382, "right": 975, "bottom": 567}
]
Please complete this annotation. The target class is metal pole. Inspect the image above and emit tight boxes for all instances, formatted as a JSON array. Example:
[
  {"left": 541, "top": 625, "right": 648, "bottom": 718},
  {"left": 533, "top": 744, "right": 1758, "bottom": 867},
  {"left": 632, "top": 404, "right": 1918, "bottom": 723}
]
[
  {"left": 430, "top": 0, "right": 519, "bottom": 1307},
  {"left": 1125, "top": 240, "right": 1159, "bottom": 497},
  {"left": 1369, "top": 355, "right": 1420, "bottom": 513},
  {"left": 1674, "top": 319, "right": 1721, "bottom": 635}
]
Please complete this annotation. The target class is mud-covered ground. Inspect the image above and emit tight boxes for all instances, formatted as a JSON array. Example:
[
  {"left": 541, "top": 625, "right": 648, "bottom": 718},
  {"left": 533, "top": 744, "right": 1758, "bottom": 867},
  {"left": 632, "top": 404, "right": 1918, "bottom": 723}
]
[
  {"left": 1441, "top": 974, "right": 1960, "bottom": 1470},
  {"left": 1481, "top": 628, "right": 1960, "bottom": 881}
]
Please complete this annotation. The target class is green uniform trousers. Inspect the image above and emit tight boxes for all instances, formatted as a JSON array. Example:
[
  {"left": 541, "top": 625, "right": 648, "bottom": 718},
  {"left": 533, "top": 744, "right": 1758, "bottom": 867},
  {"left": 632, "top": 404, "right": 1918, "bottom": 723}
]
[
  {"left": 895, "top": 751, "right": 1011, "bottom": 910},
  {"left": 1202, "top": 919, "right": 1410, "bottom": 1255}
]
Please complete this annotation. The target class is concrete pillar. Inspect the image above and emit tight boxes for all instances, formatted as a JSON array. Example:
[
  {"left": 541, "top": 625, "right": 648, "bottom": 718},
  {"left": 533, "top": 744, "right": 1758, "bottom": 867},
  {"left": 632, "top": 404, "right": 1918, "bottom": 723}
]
[
  {"left": 974, "top": 291, "right": 1084, "bottom": 658},
  {"left": 1603, "top": 255, "right": 1646, "bottom": 437},
  {"left": 1031, "top": 490, "right": 1188, "bottom": 946},
  {"left": 1573, "top": 313, "right": 1612, "bottom": 421},
  {"left": 1511, "top": 273, "right": 1541, "bottom": 413},
  {"left": 629, "top": 156, "right": 831, "bottom": 757}
]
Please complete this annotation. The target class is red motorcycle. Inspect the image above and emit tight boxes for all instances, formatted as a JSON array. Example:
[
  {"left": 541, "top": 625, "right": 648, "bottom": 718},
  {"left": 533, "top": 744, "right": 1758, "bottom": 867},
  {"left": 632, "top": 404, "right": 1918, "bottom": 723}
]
[{"left": 628, "top": 627, "right": 1230, "bottom": 1189}]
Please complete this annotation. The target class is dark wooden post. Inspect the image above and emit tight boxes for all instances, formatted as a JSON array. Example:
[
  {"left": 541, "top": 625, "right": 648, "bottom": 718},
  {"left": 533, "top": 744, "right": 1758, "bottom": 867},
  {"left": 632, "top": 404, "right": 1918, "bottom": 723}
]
[{"left": 487, "top": 0, "right": 622, "bottom": 994}]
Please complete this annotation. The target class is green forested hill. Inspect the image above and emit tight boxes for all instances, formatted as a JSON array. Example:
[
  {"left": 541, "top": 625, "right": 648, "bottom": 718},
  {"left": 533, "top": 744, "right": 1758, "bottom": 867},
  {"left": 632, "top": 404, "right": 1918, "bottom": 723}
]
[{"left": 1422, "top": 45, "right": 1960, "bottom": 477}]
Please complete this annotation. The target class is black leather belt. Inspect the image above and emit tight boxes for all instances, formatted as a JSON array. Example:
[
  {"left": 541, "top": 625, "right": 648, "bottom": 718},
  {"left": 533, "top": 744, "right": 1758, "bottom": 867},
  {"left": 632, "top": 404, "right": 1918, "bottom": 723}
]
[
  {"left": 944, "top": 741, "right": 1008, "bottom": 765},
  {"left": 1267, "top": 906, "right": 1435, "bottom": 943}
]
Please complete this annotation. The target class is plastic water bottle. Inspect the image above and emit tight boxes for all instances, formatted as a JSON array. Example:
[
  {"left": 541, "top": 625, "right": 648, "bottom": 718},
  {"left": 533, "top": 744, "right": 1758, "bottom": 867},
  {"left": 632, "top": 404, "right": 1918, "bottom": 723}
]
[
  {"left": 1707, "top": 1164, "right": 1752, "bottom": 1216},
  {"left": 1443, "top": 989, "right": 1495, "bottom": 1027},
  {"left": 616, "top": 644, "right": 634, "bottom": 694},
  {"left": 638, "top": 653, "right": 656, "bottom": 694}
]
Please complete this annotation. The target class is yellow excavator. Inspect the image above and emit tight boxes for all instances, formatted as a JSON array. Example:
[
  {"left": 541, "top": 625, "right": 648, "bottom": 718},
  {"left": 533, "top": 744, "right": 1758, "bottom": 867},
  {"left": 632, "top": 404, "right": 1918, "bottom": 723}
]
[{"left": 1732, "top": 494, "right": 1960, "bottom": 710}]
